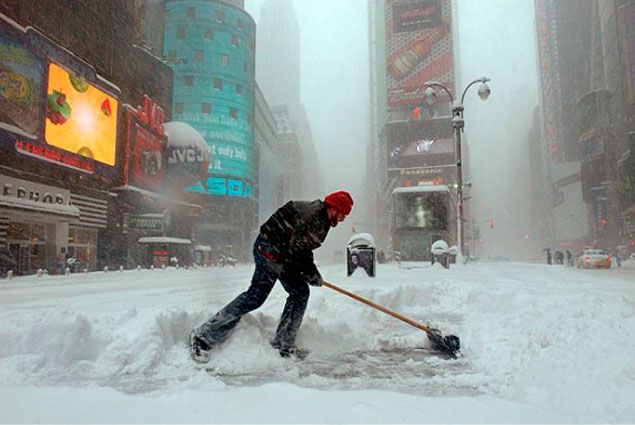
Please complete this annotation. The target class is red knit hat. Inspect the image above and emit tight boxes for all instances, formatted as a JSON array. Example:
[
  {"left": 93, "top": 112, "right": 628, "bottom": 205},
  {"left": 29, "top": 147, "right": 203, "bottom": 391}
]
[{"left": 324, "top": 191, "right": 354, "bottom": 216}]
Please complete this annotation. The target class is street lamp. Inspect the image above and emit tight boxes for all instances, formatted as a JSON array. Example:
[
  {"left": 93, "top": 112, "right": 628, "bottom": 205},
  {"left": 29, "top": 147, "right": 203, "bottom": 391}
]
[{"left": 421, "top": 77, "right": 491, "bottom": 257}]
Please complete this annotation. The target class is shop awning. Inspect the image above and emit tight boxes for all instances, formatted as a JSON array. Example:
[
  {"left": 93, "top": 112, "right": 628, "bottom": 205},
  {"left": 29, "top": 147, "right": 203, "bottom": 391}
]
[
  {"left": 113, "top": 185, "right": 203, "bottom": 212},
  {"left": 0, "top": 195, "right": 80, "bottom": 219},
  {"left": 138, "top": 236, "right": 192, "bottom": 245}
]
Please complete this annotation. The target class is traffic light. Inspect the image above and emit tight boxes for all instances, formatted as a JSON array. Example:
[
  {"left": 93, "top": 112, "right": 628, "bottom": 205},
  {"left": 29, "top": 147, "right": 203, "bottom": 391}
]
[
  {"left": 489, "top": 219, "right": 495, "bottom": 229},
  {"left": 410, "top": 106, "right": 422, "bottom": 120}
]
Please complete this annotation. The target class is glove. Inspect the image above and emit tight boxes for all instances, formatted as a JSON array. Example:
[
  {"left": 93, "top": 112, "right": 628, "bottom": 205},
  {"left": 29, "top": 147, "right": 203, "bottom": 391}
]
[
  {"left": 308, "top": 275, "right": 323, "bottom": 287},
  {"left": 257, "top": 243, "right": 276, "bottom": 261}
]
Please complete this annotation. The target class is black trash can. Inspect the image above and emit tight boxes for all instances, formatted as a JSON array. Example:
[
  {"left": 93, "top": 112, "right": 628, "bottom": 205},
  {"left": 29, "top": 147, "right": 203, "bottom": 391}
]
[
  {"left": 431, "top": 239, "right": 450, "bottom": 269},
  {"left": 346, "top": 233, "right": 376, "bottom": 277}
]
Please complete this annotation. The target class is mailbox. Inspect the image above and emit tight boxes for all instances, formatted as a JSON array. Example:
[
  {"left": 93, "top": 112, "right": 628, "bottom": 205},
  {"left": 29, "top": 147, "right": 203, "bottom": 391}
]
[{"left": 346, "top": 233, "right": 376, "bottom": 277}]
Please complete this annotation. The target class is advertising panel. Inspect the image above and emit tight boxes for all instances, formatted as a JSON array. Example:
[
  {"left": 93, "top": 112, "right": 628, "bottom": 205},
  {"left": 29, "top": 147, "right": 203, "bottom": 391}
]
[
  {"left": 387, "top": 117, "right": 454, "bottom": 171},
  {"left": 164, "top": 1, "right": 256, "bottom": 198},
  {"left": 535, "top": 0, "right": 564, "bottom": 161},
  {"left": 45, "top": 62, "right": 118, "bottom": 166},
  {"left": 385, "top": 0, "right": 455, "bottom": 108},
  {"left": 0, "top": 17, "right": 120, "bottom": 181},
  {"left": 163, "top": 121, "right": 210, "bottom": 191},
  {"left": 0, "top": 30, "right": 43, "bottom": 134},
  {"left": 122, "top": 97, "right": 167, "bottom": 190}
]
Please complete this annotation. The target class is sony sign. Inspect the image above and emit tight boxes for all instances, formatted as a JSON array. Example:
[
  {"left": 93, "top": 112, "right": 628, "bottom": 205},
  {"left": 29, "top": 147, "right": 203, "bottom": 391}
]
[{"left": 1, "top": 175, "right": 71, "bottom": 205}]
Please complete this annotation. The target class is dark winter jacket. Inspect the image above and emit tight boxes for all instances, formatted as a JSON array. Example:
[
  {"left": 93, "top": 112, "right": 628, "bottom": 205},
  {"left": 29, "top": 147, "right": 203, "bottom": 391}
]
[{"left": 259, "top": 200, "right": 331, "bottom": 283}]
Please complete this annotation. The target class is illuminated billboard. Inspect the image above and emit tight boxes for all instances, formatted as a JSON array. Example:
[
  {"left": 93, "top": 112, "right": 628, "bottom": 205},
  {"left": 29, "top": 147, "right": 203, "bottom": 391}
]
[
  {"left": 385, "top": 0, "right": 455, "bottom": 108},
  {"left": 45, "top": 62, "right": 118, "bottom": 166},
  {"left": 387, "top": 117, "right": 454, "bottom": 170},
  {"left": 0, "top": 32, "right": 43, "bottom": 134},
  {"left": 121, "top": 97, "right": 168, "bottom": 190},
  {"left": 164, "top": 0, "right": 255, "bottom": 198}
]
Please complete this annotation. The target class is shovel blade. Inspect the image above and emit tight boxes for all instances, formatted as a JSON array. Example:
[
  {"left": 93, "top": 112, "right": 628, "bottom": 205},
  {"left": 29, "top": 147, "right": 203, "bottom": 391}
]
[{"left": 427, "top": 329, "right": 461, "bottom": 358}]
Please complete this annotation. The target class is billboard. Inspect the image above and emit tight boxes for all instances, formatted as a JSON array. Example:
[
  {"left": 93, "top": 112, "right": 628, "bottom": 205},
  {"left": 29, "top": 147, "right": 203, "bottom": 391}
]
[
  {"left": 535, "top": 0, "right": 564, "bottom": 161},
  {"left": 45, "top": 62, "right": 118, "bottom": 166},
  {"left": 387, "top": 117, "right": 454, "bottom": 171},
  {"left": 0, "top": 17, "right": 121, "bottom": 181},
  {"left": 0, "top": 31, "right": 43, "bottom": 134},
  {"left": 385, "top": 0, "right": 455, "bottom": 108},
  {"left": 164, "top": 0, "right": 256, "bottom": 198},
  {"left": 122, "top": 96, "right": 167, "bottom": 190},
  {"left": 164, "top": 121, "right": 210, "bottom": 191}
]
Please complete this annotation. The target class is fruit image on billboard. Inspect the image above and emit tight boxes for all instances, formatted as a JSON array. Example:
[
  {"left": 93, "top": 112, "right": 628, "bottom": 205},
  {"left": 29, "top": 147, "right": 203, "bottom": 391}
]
[{"left": 45, "top": 62, "right": 118, "bottom": 166}]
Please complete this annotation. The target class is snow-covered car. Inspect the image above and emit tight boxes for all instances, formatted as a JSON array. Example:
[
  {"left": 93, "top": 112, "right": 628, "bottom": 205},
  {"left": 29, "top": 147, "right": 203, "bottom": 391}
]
[{"left": 576, "top": 249, "right": 612, "bottom": 269}]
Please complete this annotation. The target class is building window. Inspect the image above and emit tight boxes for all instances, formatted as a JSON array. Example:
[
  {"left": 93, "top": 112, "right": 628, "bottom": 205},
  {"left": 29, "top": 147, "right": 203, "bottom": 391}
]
[
  {"left": 213, "top": 78, "right": 223, "bottom": 90},
  {"left": 194, "top": 49, "right": 204, "bottom": 62},
  {"left": 184, "top": 76, "right": 193, "bottom": 87},
  {"left": 177, "top": 27, "right": 186, "bottom": 39},
  {"left": 168, "top": 50, "right": 176, "bottom": 59},
  {"left": 204, "top": 28, "right": 213, "bottom": 40},
  {"left": 236, "top": 18, "right": 244, "bottom": 29},
  {"left": 229, "top": 107, "right": 237, "bottom": 119},
  {"left": 231, "top": 34, "right": 239, "bottom": 47},
  {"left": 221, "top": 53, "right": 230, "bottom": 66},
  {"left": 215, "top": 9, "right": 224, "bottom": 23},
  {"left": 175, "top": 103, "right": 184, "bottom": 115},
  {"left": 187, "top": 7, "right": 196, "bottom": 20},
  {"left": 202, "top": 103, "right": 212, "bottom": 115},
  {"left": 236, "top": 84, "right": 243, "bottom": 95}
]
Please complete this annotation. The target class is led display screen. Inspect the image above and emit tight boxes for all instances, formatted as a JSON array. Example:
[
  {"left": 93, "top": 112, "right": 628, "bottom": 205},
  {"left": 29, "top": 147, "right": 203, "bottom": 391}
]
[
  {"left": 0, "top": 32, "right": 44, "bottom": 134},
  {"left": 45, "top": 62, "right": 118, "bottom": 166},
  {"left": 394, "top": 192, "right": 449, "bottom": 230},
  {"left": 385, "top": 0, "right": 455, "bottom": 107},
  {"left": 164, "top": 0, "right": 255, "bottom": 198}
]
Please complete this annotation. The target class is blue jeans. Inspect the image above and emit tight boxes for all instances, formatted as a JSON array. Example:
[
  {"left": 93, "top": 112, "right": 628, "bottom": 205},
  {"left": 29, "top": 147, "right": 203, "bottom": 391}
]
[{"left": 193, "top": 235, "right": 310, "bottom": 350}]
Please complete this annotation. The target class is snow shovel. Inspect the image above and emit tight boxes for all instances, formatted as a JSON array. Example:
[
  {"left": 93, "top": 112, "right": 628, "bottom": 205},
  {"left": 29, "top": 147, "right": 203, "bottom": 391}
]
[{"left": 321, "top": 280, "right": 461, "bottom": 358}]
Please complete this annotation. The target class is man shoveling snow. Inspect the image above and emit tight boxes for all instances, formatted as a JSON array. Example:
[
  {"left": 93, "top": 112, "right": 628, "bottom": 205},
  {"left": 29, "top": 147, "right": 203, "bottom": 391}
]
[{"left": 190, "top": 190, "right": 354, "bottom": 361}]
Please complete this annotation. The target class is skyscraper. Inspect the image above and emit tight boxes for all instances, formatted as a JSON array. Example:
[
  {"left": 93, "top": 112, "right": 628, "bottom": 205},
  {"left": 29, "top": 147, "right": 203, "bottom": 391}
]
[
  {"left": 256, "top": 0, "right": 301, "bottom": 106},
  {"left": 255, "top": 0, "right": 322, "bottom": 198}
]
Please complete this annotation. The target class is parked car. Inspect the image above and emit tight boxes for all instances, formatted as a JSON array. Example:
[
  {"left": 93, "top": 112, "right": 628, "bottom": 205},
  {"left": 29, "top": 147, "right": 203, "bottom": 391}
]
[{"left": 576, "top": 249, "right": 612, "bottom": 269}]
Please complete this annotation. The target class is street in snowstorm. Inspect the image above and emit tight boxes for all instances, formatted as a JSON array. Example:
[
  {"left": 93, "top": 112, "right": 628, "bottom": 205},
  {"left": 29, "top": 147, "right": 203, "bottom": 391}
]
[
  {"left": 1, "top": 0, "right": 635, "bottom": 423},
  {"left": 1, "top": 260, "right": 635, "bottom": 423}
]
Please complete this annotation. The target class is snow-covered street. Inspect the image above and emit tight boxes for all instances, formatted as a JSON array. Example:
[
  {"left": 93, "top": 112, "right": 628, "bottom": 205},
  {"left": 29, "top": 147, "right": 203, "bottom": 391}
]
[{"left": 1, "top": 260, "right": 634, "bottom": 423}]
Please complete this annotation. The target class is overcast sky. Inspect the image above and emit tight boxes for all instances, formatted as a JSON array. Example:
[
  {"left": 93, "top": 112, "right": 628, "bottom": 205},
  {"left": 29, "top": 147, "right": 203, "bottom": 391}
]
[{"left": 245, "top": 0, "right": 540, "bottom": 258}]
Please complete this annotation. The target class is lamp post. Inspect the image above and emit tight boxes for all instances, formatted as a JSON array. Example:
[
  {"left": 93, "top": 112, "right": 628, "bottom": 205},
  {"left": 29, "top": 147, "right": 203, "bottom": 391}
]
[{"left": 421, "top": 77, "right": 491, "bottom": 257}]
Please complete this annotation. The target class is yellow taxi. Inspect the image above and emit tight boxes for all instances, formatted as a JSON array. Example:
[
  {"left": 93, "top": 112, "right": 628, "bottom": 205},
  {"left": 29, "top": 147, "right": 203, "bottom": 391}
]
[{"left": 576, "top": 249, "right": 612, "bottom": 269}]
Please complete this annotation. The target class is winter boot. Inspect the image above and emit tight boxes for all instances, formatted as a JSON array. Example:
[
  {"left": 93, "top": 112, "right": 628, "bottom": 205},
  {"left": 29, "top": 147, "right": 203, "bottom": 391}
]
[
  {"left": 278, "top": 346, "right": 310, "bottom": 360},
  {"left": 190, "top": 333, "right": 212, "bottom": 363}
]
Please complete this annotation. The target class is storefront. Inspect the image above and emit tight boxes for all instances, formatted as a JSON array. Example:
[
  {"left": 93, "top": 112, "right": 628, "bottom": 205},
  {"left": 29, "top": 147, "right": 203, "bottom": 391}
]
[
  {"left": 110, "top": 184, "right": 202, "bottom": 269},
  {"left": 0, "top": 15, "right": 121, "bottom": 275},
  {"left": 0, "top": 175, "right": 80, "bottom": 275}
]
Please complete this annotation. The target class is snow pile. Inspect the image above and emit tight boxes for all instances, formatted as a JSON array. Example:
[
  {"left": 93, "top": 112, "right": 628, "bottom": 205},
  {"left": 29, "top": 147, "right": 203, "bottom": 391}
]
[{"left": 0, "top": 262, "right": 634, "bottom": 422}]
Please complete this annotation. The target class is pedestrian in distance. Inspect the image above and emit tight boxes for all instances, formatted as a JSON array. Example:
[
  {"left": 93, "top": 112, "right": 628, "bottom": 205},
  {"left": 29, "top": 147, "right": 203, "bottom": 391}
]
[
  {"left": 0, "top": 244, "right": 16, "bottom": 278},
  {"left": 613, "top": 248, "right": 622, "bottom": 267},
  {"left": 190, "top": 190, "right": 354, "bottom": 361},
  {"left": 565, "top": 250, "right": 573, "bottom": 267},
  {"left": 545, "top": 248, "right": 552, "bottom": 265}
]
